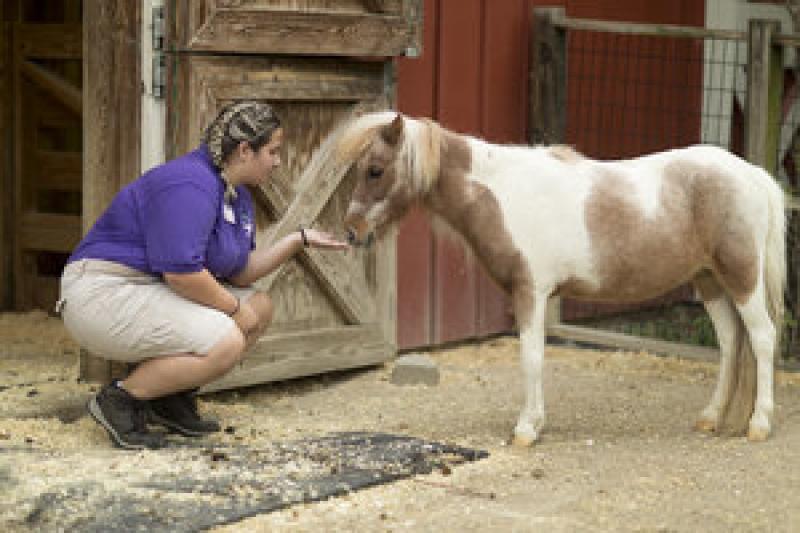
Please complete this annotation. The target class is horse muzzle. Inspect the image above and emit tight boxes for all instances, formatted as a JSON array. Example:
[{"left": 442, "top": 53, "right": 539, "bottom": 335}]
[{"left": 344, "top": 214, "right": 375, "bottom": 247}]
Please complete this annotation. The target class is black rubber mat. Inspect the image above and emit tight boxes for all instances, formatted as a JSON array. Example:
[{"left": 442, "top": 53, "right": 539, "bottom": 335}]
[{"left": 7, "top": 432, "right": 488, "bottom": 532}]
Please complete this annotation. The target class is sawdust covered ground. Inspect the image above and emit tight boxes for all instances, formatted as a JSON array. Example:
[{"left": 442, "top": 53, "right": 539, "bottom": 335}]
[{"left": 1, "top": 311, "right": 799, "bottom": 532}]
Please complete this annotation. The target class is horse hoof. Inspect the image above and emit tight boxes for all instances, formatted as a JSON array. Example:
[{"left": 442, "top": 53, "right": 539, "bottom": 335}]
[
  {"left": 747, "top": 426, "right": 770, "bottom": 442},
  {"left": 693, "top": 419, "right": 717, "bottom": 434},
  {"left": 510, "top": 434, "right": 536, "bottom": 447}
]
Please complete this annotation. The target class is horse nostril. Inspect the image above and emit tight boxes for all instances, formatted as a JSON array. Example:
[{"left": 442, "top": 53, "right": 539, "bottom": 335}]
[{"left": 346, "top": 228, "right": 357, "bottom": 244}]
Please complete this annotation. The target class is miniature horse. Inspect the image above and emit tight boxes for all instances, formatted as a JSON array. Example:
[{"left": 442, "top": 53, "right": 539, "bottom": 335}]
[{"left": 333, "top": 111, "right": 785, "bottom": 446}]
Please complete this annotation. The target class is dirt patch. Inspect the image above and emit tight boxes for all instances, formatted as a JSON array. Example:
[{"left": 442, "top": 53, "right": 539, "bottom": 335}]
[{"left": 1, "top": 312, "right": 799, "bottom": 532}]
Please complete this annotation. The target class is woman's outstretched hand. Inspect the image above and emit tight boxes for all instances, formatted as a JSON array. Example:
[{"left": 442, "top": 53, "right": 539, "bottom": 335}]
[{"left": 302, "top": 229, "right": 350, "bottom": 250}]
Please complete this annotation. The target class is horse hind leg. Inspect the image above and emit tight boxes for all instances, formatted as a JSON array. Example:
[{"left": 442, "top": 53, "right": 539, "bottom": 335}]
[
  {"left": 692, "top": 273, "right": 739, "bottom": 434},
  {"left": 733, "top": 283, "right": 776, "bottom": 441}
]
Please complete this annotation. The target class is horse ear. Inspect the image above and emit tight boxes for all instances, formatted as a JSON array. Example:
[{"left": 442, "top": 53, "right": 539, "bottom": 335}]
[{"left": 381, "top": 114, "right": 404, "bottom": 146}]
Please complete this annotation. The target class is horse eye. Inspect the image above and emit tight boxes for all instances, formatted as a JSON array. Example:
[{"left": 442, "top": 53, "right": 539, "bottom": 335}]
[{"left": 367, "top": 166, "right": 383, "bottom": 180}]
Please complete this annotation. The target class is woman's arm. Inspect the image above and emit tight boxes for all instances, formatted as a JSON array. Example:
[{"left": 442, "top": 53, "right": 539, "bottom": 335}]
[
  {"left": 229, "top": 229, "right": 349, "bottom": 287},
  {"left": 164, "top": 269, "right": 260, "bottom": 334},
  {"left": 229, "top": 232, "right": 304, "bottom": 287},
  {"left": 163, "top": 269, "right": 240, "bottom": 314}
]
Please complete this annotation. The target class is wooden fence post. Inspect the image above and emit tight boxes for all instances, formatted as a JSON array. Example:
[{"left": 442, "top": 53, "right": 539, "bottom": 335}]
[
  {"left": 745, "top": 19, "right": 782, "bottom": 174},
  {"left": 529, "top": 7, "right": 567, "bottom": 146},
  {"left": 529, "top": 7, "right": 566, "bottom": 327}
]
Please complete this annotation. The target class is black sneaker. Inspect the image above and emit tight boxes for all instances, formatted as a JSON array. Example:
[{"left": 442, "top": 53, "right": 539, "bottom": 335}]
[
  {"left": 87, "top": 383, "right": 165, "bottom": 450},
  {"left": 148, "top": 390, "right": 221, "bottom": 437}
]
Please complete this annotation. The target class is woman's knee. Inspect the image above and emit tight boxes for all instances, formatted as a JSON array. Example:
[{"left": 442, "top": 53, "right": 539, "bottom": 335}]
[
  {"left": 247, "top": 291, "right": 274, "bottom": 329},
  {"left": 207, "top": 326, "right": 247, "bottom": 372}
]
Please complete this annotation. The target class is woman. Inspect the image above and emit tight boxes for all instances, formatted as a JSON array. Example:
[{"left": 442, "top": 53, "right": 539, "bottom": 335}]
[{"left": 59, "top": 101, "right": 348, "bottom": 450}]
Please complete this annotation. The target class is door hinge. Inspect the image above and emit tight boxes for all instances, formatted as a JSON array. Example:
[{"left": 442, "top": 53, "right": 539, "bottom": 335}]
[{"left": 151, "top": 5, "right": 166, "bottom": 98}]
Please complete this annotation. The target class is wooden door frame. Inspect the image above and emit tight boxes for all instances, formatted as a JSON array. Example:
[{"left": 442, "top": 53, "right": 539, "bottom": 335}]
[
  {"left": 79, "top": 0, "right": 142, "bottom": 382},
  {"left": 0, "top": 2, "right": 11, "bottom": 309}
]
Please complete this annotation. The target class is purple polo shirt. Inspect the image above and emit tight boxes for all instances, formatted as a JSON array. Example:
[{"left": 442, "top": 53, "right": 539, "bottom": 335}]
[{"left": 68, "top": 145, "right": 255, "bottom": 280}]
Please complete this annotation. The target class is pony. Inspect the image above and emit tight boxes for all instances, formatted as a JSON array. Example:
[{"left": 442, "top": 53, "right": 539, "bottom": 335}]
[{"left": 329, "top": 111, "right": 785, "bottom": 446}]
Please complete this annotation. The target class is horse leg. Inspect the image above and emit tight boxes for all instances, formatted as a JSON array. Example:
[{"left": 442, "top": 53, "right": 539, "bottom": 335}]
[
  {"left": 734, "top": 286, "right": 776, "bottom": 441},
  {"left": 511, "top": 291, "right": 548, "bottom": 447},
  {"left": 694, "top": 293, "right": 739, "bottom": 433}
]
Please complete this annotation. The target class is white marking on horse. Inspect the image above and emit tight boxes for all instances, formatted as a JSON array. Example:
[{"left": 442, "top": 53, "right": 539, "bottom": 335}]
[{"left": 337, "top": 113, "right": 785, "bottom": 444}]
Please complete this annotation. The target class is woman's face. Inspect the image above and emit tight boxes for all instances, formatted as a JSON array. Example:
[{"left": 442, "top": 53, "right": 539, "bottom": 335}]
[{"left": 249, "top": 128, "right": 283, "bottom": 184}]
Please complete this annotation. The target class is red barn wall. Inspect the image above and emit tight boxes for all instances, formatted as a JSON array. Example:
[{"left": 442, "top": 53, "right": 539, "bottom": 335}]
[{"left": 395, "top": 0, "right": 706, "bottom": 349}]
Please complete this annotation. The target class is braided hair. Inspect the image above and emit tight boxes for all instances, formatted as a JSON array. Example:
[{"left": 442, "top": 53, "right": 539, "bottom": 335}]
[
  {"left": 203, "top": 100, "right": 282, "bottom": 170},
  {"left": 202, "top": 100, "right": 281, "bottom": 201}
]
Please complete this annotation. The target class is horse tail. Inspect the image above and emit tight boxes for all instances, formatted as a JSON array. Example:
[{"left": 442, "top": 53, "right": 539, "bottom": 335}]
[
  {"left": 762, "top": 172, "right": 787, "bottom": 343},
  {"left": 721, "top": 167, "right": 786, "bottom": 435}
]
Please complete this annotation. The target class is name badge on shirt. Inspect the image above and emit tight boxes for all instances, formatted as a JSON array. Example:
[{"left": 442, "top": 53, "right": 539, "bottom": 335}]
[{"left": 223, "top": 203, "right": 236, "bottom": 224}]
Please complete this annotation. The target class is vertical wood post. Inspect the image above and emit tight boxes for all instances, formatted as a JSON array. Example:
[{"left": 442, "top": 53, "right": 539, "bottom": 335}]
[
  {"left": 0, "top": 3, "right": 10, "bottom": 310},
  {"left": 80, "top": 0, "right": 142, "bottom": 383},
  {"left": 529, "top": 6, "right": 566, "bottom": 327},
  {"left": 745, "top": 19, "right": 781, "bottom": 173},
  {"left": 529, "top": 7, "right": 567, "bottom": 146}
]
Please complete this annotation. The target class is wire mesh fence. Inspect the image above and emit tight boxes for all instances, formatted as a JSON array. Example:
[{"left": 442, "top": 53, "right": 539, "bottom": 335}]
[{"left": 553, "top": 25, "right": 800, "bottom": 356}]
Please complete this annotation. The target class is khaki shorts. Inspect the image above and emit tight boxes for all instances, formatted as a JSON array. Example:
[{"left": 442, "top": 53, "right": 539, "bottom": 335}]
[{"left": 60, "top": 259, "right": 256, "bottom": 363}]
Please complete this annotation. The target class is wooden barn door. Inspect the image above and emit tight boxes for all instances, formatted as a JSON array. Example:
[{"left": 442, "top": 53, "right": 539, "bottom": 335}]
[
  {"left": 10, "top": 6, "right": 82, "bottom": 311},
  {"left": 166, "top": 1, "right": 421, "bottom": 391}
]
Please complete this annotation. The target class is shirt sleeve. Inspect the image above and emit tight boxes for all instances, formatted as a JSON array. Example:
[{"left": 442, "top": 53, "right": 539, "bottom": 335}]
[{"left": 143, "top": 183, "right": 218, "bottom": 273}]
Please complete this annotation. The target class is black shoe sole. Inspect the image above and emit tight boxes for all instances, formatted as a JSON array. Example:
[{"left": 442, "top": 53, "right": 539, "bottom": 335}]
[
  {"left": 148, "top": 411, "right": 218, "bottom": 437},
  {"left": 88, "top": 397, "right": 162, "bottom": 450}
]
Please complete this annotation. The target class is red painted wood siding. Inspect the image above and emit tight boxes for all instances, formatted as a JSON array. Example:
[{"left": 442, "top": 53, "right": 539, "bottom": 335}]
[{"left": 395, "top": 0, "right": 705, "bottom": 348}]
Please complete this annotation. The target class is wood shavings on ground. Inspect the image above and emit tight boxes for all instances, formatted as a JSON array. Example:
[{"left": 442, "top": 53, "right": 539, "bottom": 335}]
[{"left": 1, "top": 311, "right": 799, "bottom": 531}]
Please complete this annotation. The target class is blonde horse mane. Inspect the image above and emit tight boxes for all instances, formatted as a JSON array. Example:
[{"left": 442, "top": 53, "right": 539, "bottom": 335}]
[{"left": 305, "top": 111, "right": 443, "bottom": 196}]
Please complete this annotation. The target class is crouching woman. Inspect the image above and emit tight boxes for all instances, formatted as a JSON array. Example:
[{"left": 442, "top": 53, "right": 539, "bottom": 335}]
[{"left": 59, "top": 101, "right": 348, "bottom": 449}]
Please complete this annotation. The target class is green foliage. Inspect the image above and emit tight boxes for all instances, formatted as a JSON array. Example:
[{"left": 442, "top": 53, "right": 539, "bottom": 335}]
[{"left": 574, "top": 304, "right": 719, "bottom": 348}]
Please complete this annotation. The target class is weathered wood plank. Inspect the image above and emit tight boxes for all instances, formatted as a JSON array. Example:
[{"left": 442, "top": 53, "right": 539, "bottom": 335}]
[
  {"left": 169, "top": 0, "right": 415, "bottom": 56},
  {"left": 20, "top": 59, "right": 81, "bottom": 115},
  {"left": 553, "top": 14, "right": 746, "bottom": 41},
  {"left": 547, "top": 323, "right": 720, "bottom": 363},
  {"left": 37, "top": 151, "right": 82, "bottom": 191},
  {"left": 745, "top": 19, "right": 780, "bottom": 170},
  {"left": 253, "top": 142, "right": 377, "bottom": 324},
  {"left": 14, "top": 24, "right": 81, "bottom": 59},
  {"left": 529, "top": 7, "right": 567, "bottom": 145},
  {"left": 201, "top": 325, "right": 394, "bottom": 392},
  {"left": 297, "top": 247, "right": 377, "bottom": 324},
  {"left": 83, "top": 1, "right": 141, "bottom": 228},
  {"left": 166, "top": 55, "right": 385, "bottom": 157},
  {"left": 18, "top": 213, "right": 81, "bottom": 252},
  {"left": 80, "top": 0, "right": 141, "bottom": 383},
  {"left": 0, "top": 9, "right": 10, "bottom": 309}
]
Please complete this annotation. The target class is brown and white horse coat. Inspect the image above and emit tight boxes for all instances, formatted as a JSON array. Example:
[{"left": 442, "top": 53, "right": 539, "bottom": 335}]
[{"left": 339, "top": 112, "right": 785, "bottom": 445}]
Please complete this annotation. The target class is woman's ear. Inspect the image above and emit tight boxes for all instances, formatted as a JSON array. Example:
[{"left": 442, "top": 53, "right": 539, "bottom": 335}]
[{"left": 235, "top": 140, "right": 253, "bottom": 161}]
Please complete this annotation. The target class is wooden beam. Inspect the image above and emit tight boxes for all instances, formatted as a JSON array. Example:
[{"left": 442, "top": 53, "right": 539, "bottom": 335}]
[
  {"left": 18, "top": 213, "right": 81, "bottom": 252},
  {"left": 256, "top": 169, "right": 377, "bottom": 325},
  {"left": 83, "top": 1, "right": 141, "bottom": 229},
  {"left": 37, "top": 151, "right": 81, "bottom": 191},
  {"left": 14, "top": 24, "right": 82, "bottom": 59},
  {"left": 745, "top": 19, "right": 781, "bottom": 170},
  {"left": 0, "top": 8, "right": 10, "bottom": 309},
  {"left": 552, "top": 14, "right": 746, "bottom": 41},
  {"left": 20, "top": 59, "right": 81, "bottom": 115},
  {"left": 529, "top": 7, "right": 567, "bottom": 145},
  {"left": 547, "top": 324, "right": 720, "bottom": 363},
  {"left": 171, "top": 6, "right": 414, "bottom": 56},
  {"left": 362, "top": 0, "right": 390, "bottom": 13},
  {"left": 200, "top": 325, "right": 394, "bottom": 393},
  {"left": 80, "top": 0, "right": 141, "bottom": 383}
]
